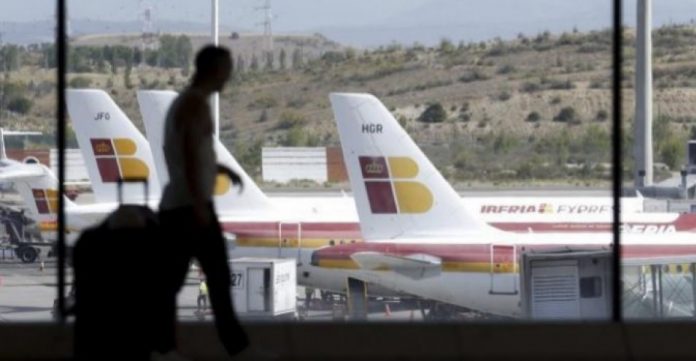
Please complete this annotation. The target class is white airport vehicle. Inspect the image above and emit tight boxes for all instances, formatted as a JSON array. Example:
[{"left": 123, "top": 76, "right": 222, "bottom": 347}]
[{"left": 230, "top": 257, "right": 297, "bottom": 319}]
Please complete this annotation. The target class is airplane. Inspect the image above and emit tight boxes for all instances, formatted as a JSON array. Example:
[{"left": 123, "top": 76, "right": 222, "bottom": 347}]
[
  {"left": 65, "top": 89, "right": 364, "bottom": 294},
  {"left": 3, "top": 89, "right": 693, "bottom": 299},
  {"left": 308, "top": 93, "right": 696, "bottom": 318},
  {"left": 136, "top": 90, "right": 696, "bottom": 235},
  {"left": 0, "top": 91, "right": 170, "bottom": 253}
]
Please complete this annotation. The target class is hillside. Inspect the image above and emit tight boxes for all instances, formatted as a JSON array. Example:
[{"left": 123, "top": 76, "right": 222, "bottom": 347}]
[{"left": 1, "top": 25, "right": 696, "bottom": 186}]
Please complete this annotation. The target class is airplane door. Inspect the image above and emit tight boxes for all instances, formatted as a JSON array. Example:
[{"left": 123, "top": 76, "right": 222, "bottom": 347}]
[
  {"left": 490, "top": 244, "right": 519, "bottom": 295},
  {"left": 278, "top": 222, "right": 302, "bottom": 260}
]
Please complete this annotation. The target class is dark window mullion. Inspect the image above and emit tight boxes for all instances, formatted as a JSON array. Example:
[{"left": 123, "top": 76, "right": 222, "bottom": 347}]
[
  {"left": 56, "top": 0, "right": 67, "bottom": 323},
  {"left": 611, "top": 0, "right": 624, "bottom": 323}
]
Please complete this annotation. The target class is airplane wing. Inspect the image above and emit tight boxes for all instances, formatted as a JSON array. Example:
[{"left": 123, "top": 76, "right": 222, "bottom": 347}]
[
  {"left": 0, "top": 166, "right": 45, "bottom": 180},
  {"left": 350, "top": 251, "right": 442, "bottom": 279},
  {"left": 2, "top": 131, "right": 42, "bottom": 136}
]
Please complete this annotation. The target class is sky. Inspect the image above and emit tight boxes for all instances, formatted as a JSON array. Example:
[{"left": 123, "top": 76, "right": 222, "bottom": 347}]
[
  {"left": 0, "top": 0, "right": 429, "bottom": 30},
  {"left": 1, "top": 0, "right": 696, "bottom": 46}
]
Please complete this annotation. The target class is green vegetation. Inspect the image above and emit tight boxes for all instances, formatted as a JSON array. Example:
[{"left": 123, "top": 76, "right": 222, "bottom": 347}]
[
  {"left": 418, "top": 103, "right": 447, "bottom": 123},
  {"left": 68, "top": 76, "right": 92, "bottom": 88},
  {"left": 554, "top": 107, "right": 578, "bottom": 124},
  {"left": 2, "top": 24, "right": 696, "bottom": 184},
  {"left": 276, "top": 111, "right": 307, "bottom": 130},
  {"left": 526, "top": 111, "right": 541, "bottom": 122},
  {"left": 653, "top": 115, "right": 688, "bottom": 170},
  {"left": 6, "top": 96, "right": 32, "bottom": 114},
  {"left": 596, "top": 110, "right": 609, "bottom": 122}
]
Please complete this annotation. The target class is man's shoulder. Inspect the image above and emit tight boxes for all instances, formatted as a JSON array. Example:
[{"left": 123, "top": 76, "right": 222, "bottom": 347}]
[
  {"left": 170, "top": 90, "right": 209, "bottom": 124},
  {"left": 176, "top": 89, "right": 208, "bottom": 109}
]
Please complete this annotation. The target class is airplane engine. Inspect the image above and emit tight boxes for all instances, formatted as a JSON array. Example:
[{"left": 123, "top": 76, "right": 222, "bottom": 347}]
[{"left": 23, "top": 156, "right": 40, "bottom": 165}]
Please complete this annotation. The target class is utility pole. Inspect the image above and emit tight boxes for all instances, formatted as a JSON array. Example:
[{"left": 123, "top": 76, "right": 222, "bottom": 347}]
[
  {"left": 635, "top": 0, "right": 653, "bottom": 188},
  {"left": 139, "top": 0, "right": 155, "bottom": 67},
  {"left": 256, "top": 0, "right": 274, "bottom": 54},
  {"left": 0, "top": 32, "right": 5, "bottom": 126}
]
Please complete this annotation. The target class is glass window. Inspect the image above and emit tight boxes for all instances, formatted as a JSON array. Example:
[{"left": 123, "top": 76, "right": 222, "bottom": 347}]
[
  {"left": 0, "top": 0, "right": 59, "bottom": 322},
  {"left": 621, "top": 0, "right": 696, "bottom": 320},
  {"left": 37, "top": 0, "right": 632, "bottom": 326}
]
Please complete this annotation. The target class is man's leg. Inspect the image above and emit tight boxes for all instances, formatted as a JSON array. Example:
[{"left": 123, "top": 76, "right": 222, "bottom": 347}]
[
  {"left": 156, "top": 210, "right": 193, "bottom": 353},
  {"left": 194, "top": 210, "right": 248, "bottom": 356}
]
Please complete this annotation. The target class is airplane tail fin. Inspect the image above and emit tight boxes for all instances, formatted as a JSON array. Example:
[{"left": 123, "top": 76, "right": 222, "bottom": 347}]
[
  {"left": 330, "top": 93, "right": 495, "bottom": 240},
  {"left": 66, "top": 89, "right": 161, "bottom": 203},
  {"left": 136, "top": 90, "right": 273, "bottom": 213},
  {"left": 8, "top": 164, "right": 76, "bottom": 223}
]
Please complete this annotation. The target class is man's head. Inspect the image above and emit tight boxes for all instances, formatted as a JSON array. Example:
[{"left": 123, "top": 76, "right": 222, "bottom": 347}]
[{"left": 193, "top": 45, "right": 233, "bottom": 92}]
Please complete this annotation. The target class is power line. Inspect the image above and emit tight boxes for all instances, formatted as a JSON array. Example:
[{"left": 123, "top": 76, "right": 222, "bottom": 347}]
[{"left": 255, "top": 0, "right": 273, "bottom": 53}]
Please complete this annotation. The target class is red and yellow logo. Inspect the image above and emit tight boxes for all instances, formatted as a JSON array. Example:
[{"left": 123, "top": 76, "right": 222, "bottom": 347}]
[
  {"left": 33, "top": 188, "right": 58, "bottom": 214},
  {"left": 359, "top": 156, "right": 433, "bottom": 214},
  {"left": 90, "top": 138, "right": 149, "bottom": 182},
  {"left": 214, "top": 172, "right": 231, "bottom": 196}
]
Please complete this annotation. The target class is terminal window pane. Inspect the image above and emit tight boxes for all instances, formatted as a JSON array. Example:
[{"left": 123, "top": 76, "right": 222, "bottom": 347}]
[{"left": 46, "top": 0, "right": 623, "bottom": 325}]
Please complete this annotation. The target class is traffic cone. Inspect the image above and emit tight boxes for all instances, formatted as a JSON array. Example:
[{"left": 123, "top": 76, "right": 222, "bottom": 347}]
[{"left": 384, "top": 303, "right": 391, "bottom": 317}]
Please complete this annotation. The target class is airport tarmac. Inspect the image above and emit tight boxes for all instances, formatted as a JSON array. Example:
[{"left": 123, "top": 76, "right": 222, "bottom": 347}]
[
  {"left": 3, "top": 256, "right": 695, "bottom": 323},
  {"left": 0, "top": 260, "right": 426, "bottom": 323}
]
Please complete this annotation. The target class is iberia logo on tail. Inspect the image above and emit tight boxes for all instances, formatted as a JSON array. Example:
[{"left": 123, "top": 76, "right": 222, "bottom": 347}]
[
  {"left": 32, "top": 188, "right": 58, "bottom": 214},
  {"left": 359, "top": 156, "right": 433, "bottom": 214},
  {"left": 91, "top": 138, "right": 150, "bottom": 182}
]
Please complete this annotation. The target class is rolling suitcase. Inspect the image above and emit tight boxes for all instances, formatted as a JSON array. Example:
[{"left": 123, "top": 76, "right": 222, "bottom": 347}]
[{"left": 73, "top": 179, "right": 163, "bottom": 361}]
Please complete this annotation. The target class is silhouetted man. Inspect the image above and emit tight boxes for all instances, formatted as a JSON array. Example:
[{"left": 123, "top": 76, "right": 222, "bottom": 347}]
[{"left": 157, "top": 45, "right": 248, "bottom": 358}]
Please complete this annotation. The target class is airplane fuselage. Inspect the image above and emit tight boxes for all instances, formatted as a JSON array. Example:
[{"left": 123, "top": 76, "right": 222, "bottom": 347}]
[{"left": 309, "top": 232, "right": 696, "bottom": 317}]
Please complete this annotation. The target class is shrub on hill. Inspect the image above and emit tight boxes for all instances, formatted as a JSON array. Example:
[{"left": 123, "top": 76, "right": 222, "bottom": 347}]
[
  {"left": 418, "top": 103, "right": 447, "bottom": 123},
  {"left": 459, "top": 70, "right": 491, "bottom": 83},
  {"left": 554, "top": 107, "right": 578, "bottom": 123},
  {"left": 6, "top": 97, "right": 33, "bottom": 115},
  {"left": 596, "top": 110, "right": 609, "bottom": 122},
  {"left": 68, "top": 76, "right": 92, "bottom": 88},
  {"left": 526, "top": 111, "right": 541, "bottom": 122},
  {"left": 276, "top": 111, "right": 307, "bottom": 130}
]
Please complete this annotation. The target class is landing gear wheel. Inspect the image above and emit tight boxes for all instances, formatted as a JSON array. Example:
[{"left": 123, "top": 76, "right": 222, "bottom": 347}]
[{"left": 17, "top": 247, "right": 38, "bottom": 264}]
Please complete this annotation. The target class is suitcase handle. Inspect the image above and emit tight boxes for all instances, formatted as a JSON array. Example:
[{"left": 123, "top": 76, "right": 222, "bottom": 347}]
[{"left": 117, "top": 177, "right": 149, "bottom": 205}]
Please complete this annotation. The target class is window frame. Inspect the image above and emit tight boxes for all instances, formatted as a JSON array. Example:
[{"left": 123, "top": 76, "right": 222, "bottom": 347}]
[{"left": 53, "top": 0, "right": 626, "bottom": 324}]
